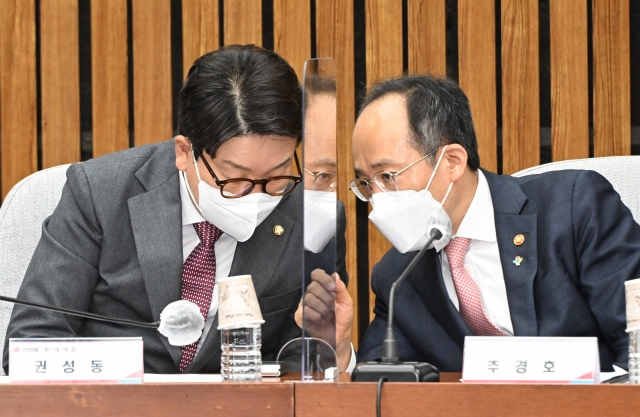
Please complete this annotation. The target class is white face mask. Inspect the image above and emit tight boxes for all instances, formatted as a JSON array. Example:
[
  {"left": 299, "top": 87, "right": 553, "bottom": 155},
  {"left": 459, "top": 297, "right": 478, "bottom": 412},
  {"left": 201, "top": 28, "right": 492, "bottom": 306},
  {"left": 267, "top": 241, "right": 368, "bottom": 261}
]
[
  {"left": 368, "top": 145, "right": 453, "bottom": 253},
  {"left": 183, "top": 151, "right": 282, "bottom": 242},
  {"left": 304, "top": 190, "right": 337, "bottom": 253}
]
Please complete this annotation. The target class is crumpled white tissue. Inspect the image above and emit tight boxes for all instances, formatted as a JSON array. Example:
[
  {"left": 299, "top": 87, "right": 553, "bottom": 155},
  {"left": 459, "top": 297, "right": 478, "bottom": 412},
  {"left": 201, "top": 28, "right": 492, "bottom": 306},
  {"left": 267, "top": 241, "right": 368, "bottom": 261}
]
[{"left": 157, "top": 300, "right": 205, "bottom": 346}]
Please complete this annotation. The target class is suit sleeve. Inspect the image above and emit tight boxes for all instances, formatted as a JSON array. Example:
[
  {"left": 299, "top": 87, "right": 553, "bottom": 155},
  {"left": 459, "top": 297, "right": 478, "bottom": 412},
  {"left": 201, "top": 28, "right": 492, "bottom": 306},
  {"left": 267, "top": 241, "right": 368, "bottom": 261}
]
[
  {"left": 572, "top": 170, "right": 640, "bottom": 370},
  {"left": 3, "top": 164, "right": 103, "bottom": 373}
]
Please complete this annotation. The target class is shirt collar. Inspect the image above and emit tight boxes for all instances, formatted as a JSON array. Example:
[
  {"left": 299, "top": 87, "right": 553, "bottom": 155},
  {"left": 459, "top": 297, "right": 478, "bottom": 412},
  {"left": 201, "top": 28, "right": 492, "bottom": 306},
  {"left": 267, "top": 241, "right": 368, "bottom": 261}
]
[
  {"left": 179, "top": 171, "right": 206, "bottom": 226},
  {"left": 453, "top": 170, "right": 496, "bottom": 242}
]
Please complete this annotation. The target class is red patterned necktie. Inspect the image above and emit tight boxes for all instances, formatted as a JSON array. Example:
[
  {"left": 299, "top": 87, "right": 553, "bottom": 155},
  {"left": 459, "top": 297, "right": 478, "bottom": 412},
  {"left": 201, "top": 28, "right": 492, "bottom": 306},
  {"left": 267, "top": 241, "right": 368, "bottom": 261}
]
[
  {"left": 444, "top": 237, "right": 506, "bottom": 336},
  {"left": 179, "top": 221, "right": 223, "bottom": 372}
]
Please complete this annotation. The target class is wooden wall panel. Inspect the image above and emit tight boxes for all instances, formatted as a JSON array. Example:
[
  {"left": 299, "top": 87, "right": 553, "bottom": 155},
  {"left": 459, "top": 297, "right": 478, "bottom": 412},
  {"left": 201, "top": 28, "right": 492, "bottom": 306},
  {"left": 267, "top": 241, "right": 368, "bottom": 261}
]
[
  {"left": 274, "top": 0, "right": 310, "bottom": 80},
  {"left": 458, "top": 0, "right": 497, "bottom": 173},
  {"left": 550, "top": 0, "right": 589, "bottom": 162},
  {"left": 91, "top": 0, "right": 129, "bottom": 158},
  {"left": 593, "top": 0, "right": 631, "bottom": 157},
  {"left": 316, "top": 0, "right": 358, "bottom": 348},
  {"left": 182, "top": 0, "right": 219, "bottom": 79},
  {"left": 40, "top": 0, "right": 80, "bottom": 168},
  {"left": 132, "top": 0, "right": 173, "bottom": 146},
  {"left": 501, "top": 0, "right": 539, "bottom": 174},
  {"left": 0, "top": 0, "right": 37, "bottom": 198},
  {"left": 408, "top": 0, "right": 446, "bottom": 76},
  {"left": 365, "top": 0, "right": 403, "bottom": 321},
  {"left": 223, "top": 0, "right": 262, "bottom": 46}
]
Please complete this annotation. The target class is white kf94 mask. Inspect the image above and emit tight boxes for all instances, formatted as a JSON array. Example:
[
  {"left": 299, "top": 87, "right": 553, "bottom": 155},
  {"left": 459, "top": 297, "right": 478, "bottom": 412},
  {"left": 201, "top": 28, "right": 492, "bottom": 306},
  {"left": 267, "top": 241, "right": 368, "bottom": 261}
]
[
  {"left": 183, "top": 152, "right": 282, "bottom": 242},
  {"left": 368, "top": 145, "right": 453, "bottom": 253}
]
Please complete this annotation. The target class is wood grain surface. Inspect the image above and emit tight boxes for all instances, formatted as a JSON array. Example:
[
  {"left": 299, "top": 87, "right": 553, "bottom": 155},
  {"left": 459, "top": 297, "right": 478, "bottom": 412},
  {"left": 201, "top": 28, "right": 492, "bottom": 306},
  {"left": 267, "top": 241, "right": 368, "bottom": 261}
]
[
  {"left": 132, "top": 0, "right": 173, "bottom": 146},
  {"left": 593, "top": 0, "right": 631, "bottom": 157},
  {"left": 40, "top": 0, "right": 80, "bottom": 168},
  {"left": 182, "top": 0, "right": 219, "bottom": 78},
  {"left": 91, "top": 0, "right": 129, "bottom": 157},
  {"left": 0, "top": 0, "right": 37, "bottom": 198},
  {"left": 1, "top": 382, "right": 294, "bottom": 417},
  {"left": 223, "top": 0, "right": 262, "bottom": 46},
  {"left": 274, "top": 0, "right": 310, "bottom": 80},
  {"left": 550, "top": 0, "right": 589, "bottom": 162},
  {"left": 458, "top": 0, "right": 497, "bottom": 173},
  {"left": 501, "top": 0, "right": 539, "bottom": 174},
  {"left": 408, "top": 0, "right": 446, "bottom": 76}
]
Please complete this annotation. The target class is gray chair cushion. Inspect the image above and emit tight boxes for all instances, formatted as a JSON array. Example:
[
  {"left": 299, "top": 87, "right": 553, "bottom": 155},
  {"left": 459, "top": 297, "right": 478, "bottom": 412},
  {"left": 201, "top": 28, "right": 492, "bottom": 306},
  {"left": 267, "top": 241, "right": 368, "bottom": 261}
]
[
  {"left": 0, "top": 164, "right": 70, "bottom": 375},
  {"left": 513, "top": 156, "right": 640, "bottom": 222}
]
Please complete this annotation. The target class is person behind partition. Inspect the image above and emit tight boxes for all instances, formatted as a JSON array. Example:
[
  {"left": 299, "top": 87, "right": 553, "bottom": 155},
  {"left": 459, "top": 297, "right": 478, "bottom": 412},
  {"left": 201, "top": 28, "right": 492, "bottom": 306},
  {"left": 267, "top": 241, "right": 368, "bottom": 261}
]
[
  {"left": 3, "top": 45, "right": 345, "bottom": 374},
  {"left": 310, "top": 74, "right": 640, "bottom": 373}
]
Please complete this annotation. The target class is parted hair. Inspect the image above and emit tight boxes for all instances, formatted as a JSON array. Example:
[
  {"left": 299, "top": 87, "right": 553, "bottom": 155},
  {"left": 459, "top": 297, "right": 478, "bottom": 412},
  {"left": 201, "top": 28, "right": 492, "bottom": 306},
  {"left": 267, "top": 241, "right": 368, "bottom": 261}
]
[{"left": 178, "top": 44, "right": 303, "bottom": 158}]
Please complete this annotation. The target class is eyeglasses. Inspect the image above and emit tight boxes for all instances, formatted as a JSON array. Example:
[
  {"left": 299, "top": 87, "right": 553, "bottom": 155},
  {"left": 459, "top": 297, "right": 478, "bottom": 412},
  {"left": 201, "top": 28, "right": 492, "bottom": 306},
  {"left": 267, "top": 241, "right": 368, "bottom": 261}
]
[
  {"left": 349, "top": 147, "right": 440, "bottom": 202},
  {"left": 196, "top": 150, "right": 303, "bottom": 198},
  {"left": 304, "top": 169, "right": 337, "bottom": 192}
]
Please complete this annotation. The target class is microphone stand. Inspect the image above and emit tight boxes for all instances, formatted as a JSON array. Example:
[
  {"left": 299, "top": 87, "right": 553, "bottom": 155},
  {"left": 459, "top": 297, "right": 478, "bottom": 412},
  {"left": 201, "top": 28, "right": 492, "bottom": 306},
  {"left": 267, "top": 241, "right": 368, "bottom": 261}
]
[
  {"left": 0, "top": 295, "right": 160, "bottom": 329},
  {"left": 351, "top": 228, "right": 442, "bottom": 382}
]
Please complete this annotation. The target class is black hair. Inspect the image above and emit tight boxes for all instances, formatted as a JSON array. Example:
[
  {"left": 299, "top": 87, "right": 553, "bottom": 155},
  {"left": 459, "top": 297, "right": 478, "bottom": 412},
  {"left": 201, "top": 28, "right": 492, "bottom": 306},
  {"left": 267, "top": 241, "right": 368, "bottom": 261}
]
[
  {"left": 177, "top": 44, "right": 302, "bottom": 158},
  {"left": 360, "top": 75, "right": 480, "bottom": 170}
]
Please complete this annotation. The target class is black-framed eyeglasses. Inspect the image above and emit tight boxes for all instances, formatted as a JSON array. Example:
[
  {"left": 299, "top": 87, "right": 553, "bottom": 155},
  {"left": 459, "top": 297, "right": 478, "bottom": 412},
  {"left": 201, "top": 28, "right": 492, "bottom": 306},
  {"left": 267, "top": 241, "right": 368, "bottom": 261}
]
[
  {"left": 349, "top": 146, "right": 440, "bottom": 202},
  {"left": 196, "top": 150, "right": 302, "bottom": 199},
  {"left": 304, "top": 169, "right": 337, "bottom": 192}
]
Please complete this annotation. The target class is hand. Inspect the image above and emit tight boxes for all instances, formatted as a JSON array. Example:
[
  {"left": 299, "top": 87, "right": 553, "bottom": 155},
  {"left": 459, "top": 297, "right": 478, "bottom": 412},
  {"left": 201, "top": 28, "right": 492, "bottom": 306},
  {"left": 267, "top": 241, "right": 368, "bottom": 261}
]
[{"left": 295, "top": 269, "right": 354, "bottom": 372}]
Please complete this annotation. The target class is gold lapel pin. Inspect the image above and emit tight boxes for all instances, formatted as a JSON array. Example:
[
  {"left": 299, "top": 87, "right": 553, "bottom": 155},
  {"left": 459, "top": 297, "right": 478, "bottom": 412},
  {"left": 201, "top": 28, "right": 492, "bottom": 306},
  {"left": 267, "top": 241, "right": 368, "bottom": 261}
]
[
  {"left": 514, "top": 234, "right": 525, "bottom": 246},
  {"left": 273, "top": 225, "right": 284, "bottom": 236}
]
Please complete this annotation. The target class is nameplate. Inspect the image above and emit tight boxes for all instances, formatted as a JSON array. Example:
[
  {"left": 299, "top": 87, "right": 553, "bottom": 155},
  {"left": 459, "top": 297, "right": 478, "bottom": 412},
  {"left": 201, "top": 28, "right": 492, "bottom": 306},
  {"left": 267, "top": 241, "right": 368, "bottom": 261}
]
[
  {"left": 462, "top": 336, "right": 600, "bottom": 384},
  {"left": 9, "top": 337, "right": 143, "bottom": 384}
]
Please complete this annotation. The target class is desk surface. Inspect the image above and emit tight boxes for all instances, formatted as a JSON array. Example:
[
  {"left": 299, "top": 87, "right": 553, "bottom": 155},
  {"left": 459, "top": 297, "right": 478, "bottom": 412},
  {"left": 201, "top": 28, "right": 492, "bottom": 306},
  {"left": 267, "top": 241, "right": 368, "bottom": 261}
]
[{"left": 2, "top": 373, "right": 639, "bottom": 417}]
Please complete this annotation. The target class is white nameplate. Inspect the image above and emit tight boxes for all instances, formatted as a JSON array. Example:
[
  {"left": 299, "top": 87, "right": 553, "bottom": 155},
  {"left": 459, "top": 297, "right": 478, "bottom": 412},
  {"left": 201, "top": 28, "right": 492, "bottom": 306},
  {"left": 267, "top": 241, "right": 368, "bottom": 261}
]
[
  {"left": 462, "top": 336, "right": 600, "bottom": 384},
  {"left": 9, "top": 337, "right": 143, "bottom": 384}
]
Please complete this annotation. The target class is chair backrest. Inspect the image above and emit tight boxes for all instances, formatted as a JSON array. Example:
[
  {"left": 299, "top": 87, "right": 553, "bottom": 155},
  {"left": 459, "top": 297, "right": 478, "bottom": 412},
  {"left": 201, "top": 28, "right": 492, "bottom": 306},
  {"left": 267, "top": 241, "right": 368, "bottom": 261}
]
[
  {"left": 0, "top": 164, "right": 70, "bottom": 375},
  {"left": 512, "top": 156, "right": 640, "bottom": 222}
]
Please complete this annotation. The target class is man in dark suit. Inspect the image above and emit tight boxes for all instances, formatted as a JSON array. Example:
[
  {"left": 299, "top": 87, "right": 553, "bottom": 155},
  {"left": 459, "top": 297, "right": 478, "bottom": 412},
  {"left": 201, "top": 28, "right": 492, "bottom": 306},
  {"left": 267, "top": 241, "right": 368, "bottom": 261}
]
[
  {"left": 3, "top": 45, "right": 345, "bottom": 374},
  {"left": 343, "top": 75, "right": 640, "bottom": 372}
]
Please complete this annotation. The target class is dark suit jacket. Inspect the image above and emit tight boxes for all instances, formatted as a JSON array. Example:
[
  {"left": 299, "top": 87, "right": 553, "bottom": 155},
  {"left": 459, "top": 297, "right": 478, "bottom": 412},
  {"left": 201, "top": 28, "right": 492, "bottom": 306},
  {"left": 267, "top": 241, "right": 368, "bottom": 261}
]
[
  {"left": 358, "top": 169, "right": 640, "bottom": 372},
  {"left": 3, "top": 139, "right": 345, "bottom": 374}
]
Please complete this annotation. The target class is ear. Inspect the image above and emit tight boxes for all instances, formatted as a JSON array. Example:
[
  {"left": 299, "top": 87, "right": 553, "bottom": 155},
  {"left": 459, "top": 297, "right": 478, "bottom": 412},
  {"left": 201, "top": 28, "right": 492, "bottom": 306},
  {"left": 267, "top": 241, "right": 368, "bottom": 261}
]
[
  {"left": 175, "top": 135, "right": 191, "bottom": 171},
  {"left": 442, "top": 144, "right": 468, "bottom": 182}
]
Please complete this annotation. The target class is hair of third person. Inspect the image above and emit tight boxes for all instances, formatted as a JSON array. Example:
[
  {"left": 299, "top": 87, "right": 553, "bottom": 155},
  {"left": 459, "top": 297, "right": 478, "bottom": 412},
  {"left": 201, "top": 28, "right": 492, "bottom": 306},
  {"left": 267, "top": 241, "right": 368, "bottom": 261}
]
[
  {"left": 359, "top": 75, "right": 480, "bottom": 170},
  {"left": 177, "top": 44, "right": 303, "bottom": 158}
]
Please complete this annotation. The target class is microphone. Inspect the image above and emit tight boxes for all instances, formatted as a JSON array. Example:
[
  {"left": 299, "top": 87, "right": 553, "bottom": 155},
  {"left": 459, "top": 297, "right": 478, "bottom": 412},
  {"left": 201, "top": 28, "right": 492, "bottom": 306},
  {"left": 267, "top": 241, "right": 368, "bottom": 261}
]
[
  {"left": 351, "top": 228, "right": 443, "bottom": 382},
  {"left": 0, "top": 295, "right": 205, "bottom": 346}
]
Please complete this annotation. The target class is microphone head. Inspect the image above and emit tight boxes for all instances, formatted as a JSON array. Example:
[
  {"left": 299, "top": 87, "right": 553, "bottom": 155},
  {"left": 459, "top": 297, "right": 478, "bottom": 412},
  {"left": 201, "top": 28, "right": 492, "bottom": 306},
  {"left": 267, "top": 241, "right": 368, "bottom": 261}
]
[
  {"left": 157, "top": 300, "right": 205, "bottom": 346},
  {"left": 426, "top": 206, "right": 452, "bottom": 252}
]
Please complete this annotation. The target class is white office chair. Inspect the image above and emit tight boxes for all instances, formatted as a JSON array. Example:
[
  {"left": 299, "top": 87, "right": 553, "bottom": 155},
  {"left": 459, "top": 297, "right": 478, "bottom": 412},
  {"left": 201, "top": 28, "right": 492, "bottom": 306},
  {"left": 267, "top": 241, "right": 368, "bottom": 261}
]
[
  {"left": 512, "top": 156, "right": 640, "bottom": 222},
  {"left": 0, "top": 164, "right": 70, "bottom": 375}
]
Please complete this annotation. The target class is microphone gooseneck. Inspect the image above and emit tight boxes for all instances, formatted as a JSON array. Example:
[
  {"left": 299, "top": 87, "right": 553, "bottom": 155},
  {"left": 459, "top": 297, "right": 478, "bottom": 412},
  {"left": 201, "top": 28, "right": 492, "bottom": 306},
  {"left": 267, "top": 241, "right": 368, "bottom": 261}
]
[
  {"left": 382, "top": 228, "right": 443, "bottom": 363},
  {"left": 0, "top": 295, "right": 160, "bottom": 329}
]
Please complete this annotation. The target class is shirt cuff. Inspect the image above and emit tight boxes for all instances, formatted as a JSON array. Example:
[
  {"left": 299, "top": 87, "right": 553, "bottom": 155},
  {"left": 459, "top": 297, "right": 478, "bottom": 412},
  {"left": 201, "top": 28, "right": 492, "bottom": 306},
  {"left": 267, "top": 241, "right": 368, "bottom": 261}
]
[{"left": 345, "top": 343, "right": 357, "bottom": 373}]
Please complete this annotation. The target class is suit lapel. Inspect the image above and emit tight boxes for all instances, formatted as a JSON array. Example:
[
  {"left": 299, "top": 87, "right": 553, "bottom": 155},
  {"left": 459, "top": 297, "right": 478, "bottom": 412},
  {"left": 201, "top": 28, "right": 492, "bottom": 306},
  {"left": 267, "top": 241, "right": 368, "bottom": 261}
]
[
  {"left": 484, "top": 170, "right": 538, "bottom": 336},
  {"left": 409, "top": 249, "right": 472, "bottom": 349},
  {"left": 128, "top": 141, "right": 184, "bottom": 368},
  {"left": 185, "top": 196, "right": 297, "bottom": 373}
]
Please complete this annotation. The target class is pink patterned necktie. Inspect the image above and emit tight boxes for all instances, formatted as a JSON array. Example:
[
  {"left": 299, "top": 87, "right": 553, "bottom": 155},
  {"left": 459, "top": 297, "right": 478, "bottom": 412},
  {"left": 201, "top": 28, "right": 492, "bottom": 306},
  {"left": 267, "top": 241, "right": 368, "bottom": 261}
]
[
  {"left": 444, "top": 237, "right": 506, "bottom": 336},
  {"left": 179, "top": 221, "right": 223, "bottom": 372}
]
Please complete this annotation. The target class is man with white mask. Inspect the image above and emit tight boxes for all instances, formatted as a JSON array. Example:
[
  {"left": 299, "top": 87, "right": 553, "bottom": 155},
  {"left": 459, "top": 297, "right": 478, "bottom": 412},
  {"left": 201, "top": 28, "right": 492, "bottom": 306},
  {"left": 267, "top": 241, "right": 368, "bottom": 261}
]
[
  {"left": 5, "top": 45, "right": 346, "bottom": 374},
  {"left": 326, "top": 74, "right": 640, "bottom": 373}
]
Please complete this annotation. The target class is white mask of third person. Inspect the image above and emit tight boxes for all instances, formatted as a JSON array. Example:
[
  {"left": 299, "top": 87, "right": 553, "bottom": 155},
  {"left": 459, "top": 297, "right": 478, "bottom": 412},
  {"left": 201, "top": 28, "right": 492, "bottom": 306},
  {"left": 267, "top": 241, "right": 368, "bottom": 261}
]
[
  {"left": 183, "top": 150, "right": 282, "bottom": 242},
  {"left": 304, "top": 190, "right": 337, "bottom": 253},
  {"left": 368, "top": 145, "right": 453, "bottom": 253}
]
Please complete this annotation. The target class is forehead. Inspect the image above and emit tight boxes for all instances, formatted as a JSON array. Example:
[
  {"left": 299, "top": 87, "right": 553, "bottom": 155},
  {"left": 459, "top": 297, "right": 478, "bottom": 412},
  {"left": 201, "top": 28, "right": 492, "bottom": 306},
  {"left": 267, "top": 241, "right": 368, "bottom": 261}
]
[{"left": 353, "top": 94, "right": 413, "bottom": 155}]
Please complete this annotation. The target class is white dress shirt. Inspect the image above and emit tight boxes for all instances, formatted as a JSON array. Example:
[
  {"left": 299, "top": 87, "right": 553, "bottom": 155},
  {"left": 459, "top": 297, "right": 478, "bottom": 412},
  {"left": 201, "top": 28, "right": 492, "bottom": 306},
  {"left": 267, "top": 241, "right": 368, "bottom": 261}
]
[
  {"left": 179, "top": 173, "right": 237, "bottom": 354},
  {"left": 439, "top": 170, "right": 514, "bottom": 335}
]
